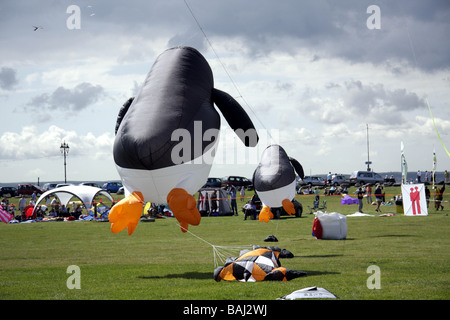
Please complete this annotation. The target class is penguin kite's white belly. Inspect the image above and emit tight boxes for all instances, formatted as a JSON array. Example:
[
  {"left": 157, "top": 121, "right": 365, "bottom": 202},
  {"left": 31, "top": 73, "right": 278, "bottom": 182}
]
[
  {"left": 256, "top": 179, "right": 296, "bottom": 208},
  {"left": 117, "top": 139, "right": 218, "bottom": 203}
]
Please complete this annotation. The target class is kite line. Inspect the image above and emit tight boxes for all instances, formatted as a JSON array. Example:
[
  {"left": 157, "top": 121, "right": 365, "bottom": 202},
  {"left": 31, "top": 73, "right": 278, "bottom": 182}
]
[
  {"left": 182, "top": 0, "right": 275, "bottom": 143},
  {"left": 427, "top": 97, "right": 450, "bottom": 157},
  {"left": 405, "top": 20, "right": 450, "bottom": 158},
  {"left": 161, "top": 215, "right": 251, "bottom": 268}
]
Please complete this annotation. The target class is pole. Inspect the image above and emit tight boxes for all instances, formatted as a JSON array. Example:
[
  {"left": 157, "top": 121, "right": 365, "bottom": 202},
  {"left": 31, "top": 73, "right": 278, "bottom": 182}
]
[
  {"left": 60, "top": 141, "right": 69, "bottom": 183},
  {"left": 366, "top": 124, "right": 371, "bottom": 171}
]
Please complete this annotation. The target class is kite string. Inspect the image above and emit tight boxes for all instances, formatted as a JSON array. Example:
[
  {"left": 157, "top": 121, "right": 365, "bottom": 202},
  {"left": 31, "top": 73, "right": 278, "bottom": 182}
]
[
  {"left": 160, "top": 215, "right": 250, "bottom": 267},
  {"left": 427, "top": 97, "right": 450, "bottom": 157},
  {"left": 405, "top": 17, "right": 450, "bottom": 158},
  {"left": 183, "top": 0, "right": 274, "bottom": 143}
]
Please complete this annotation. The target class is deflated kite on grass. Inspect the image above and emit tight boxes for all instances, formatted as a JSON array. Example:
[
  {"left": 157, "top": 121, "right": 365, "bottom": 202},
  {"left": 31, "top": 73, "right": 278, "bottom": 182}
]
[{"left": 214, "top": 246, "right": 306, "bottom": 282}]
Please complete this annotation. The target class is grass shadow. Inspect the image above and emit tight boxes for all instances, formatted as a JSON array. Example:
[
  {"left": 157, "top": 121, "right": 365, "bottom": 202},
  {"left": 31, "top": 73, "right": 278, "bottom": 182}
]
[
  {"left": 138, "top": 271, "right": 212, "bottom": 280},
  {"left": 296, "top": 254, "right": 344, "bottom": 258},
  {"left": 370, "top": 234, "right": 418, "bottom": 238}
]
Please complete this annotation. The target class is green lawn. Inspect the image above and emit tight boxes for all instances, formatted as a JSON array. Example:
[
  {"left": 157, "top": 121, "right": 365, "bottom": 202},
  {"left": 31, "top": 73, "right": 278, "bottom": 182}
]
[{"left": 1, "top": 186, "right": 449, "bottom": 300}]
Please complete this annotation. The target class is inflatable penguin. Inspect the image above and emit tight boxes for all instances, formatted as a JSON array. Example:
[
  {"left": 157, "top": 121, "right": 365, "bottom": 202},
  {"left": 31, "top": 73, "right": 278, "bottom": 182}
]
[
  {"left": 110, "top": 46, "right": 258, "bottom": 234},
  {"left": 252, "top": 144, "right": 304, "bottom": 223}
]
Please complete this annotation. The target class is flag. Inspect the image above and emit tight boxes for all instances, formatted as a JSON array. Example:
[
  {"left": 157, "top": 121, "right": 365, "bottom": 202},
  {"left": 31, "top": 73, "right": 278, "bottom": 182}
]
[
  {"left": 0, "top": 207, "right": 13, "bottom": 224},
  {"left": 401, "top": 141, "right": 408, "bottom": 184},
  {"left": 402, "top": 184, "right": 428, "bottom": 216}
]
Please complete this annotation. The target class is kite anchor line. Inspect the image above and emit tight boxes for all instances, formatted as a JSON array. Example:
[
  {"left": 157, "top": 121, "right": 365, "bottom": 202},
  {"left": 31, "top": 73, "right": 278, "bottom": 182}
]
[
  {"left": 162, "top": 216, "right": 251, "bottom": 268},
  {"left": 183, "top": 0, "right": 275, "bottom": 144},
  {"left": 405, "top": 22, "right": 450, "bottom": 158}
]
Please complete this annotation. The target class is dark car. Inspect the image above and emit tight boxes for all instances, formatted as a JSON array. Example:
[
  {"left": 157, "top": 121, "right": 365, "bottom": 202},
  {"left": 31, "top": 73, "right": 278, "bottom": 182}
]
[
  {"left": 271, "top": 199, "right": 303, "bottom": 218},
  {"left": 102, "top": 181, "right": 123, "bottom": 193},
  {"left": 17, "top": 184, "right": 45, "bottom": 196},
  {"left": 202, "top": 177, "right": 222, "bottom": 188},
  {"left": 221, "top": 176, "right": 253, "bottom": 190},
  {"left": 0, "top": 186, "right": 18, "bottom": 197}
]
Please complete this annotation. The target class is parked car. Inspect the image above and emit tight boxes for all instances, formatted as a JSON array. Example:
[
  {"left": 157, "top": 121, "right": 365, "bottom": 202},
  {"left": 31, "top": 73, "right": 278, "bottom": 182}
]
[
  {"left": 221, "top": 176, "right": 253, "bottom": 190},
  {"left": 202, "top": 177, "right": 222, "bottom": 188},
  {"left": 17, "top": 184, "right": 45, "bottom": 196},
  {"left": 349, "top": 171, "right": 384, "bottom": 185},
  {"left": 79, "top": 182, "right": 102, "bottom": 188},
  {"left": 43, "top": 183, "right": 58, "bottom": 191},
  {"left": 55, "top": 184, "right": 71, "bottom": 188},
  {"left": 297, "top": 176, "right": 325, "bottom": 188},
  {"left": 102, "top": 181, "right": 123, "bottom": 193},
  {"left": 272, "top": 199, "right": 303, "bottom": 218},
  {"left": 330, "top": 175, "right": 350, "bottom": 186},
  {"left": 0, "top": 186, "right": 18, "bottom": 197}
]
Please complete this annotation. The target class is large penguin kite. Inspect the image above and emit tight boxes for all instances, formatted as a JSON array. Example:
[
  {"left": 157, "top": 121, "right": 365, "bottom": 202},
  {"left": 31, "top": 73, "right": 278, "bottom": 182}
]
[
  {"left": 252, "top": 144, "right": 304, "bottom": 223},
  {"left": 110, "top": 46, "right": 258, "bottom": 235}
]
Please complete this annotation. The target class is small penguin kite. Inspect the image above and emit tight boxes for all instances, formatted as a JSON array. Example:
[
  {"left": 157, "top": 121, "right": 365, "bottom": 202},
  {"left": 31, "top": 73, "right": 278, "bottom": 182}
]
[
  {"left": 252, "top": 144, "right": 304, "bottom": 223},
  {"left": 110, "top": 46, "right": 258, "bottom": 235}
]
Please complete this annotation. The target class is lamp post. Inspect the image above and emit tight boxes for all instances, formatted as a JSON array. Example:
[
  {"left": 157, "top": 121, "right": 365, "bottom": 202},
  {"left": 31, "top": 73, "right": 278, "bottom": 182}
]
[{"left": 60, "top": 141, "right": 69, "bottom": 183}]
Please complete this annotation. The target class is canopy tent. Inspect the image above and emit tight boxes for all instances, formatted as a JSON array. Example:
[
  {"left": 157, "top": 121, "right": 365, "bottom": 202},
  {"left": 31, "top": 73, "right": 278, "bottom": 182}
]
[
  {"left": 197, "top": 187, "right": 232, "bottom": 216},
  {"left": 32, "top": 185, "right": 114, "bottom": 217}
]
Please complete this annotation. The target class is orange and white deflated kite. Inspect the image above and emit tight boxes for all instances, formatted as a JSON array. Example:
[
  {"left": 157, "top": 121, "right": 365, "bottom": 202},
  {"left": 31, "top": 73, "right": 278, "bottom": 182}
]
[{"left": 214, "top": 247, "right": 306, "bottom": 282}]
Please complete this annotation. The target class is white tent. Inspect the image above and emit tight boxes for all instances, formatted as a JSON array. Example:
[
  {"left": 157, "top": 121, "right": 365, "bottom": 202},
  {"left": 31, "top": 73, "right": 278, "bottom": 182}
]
[{"left": 32, "top": 185, "right": 114, "bottom": 216}]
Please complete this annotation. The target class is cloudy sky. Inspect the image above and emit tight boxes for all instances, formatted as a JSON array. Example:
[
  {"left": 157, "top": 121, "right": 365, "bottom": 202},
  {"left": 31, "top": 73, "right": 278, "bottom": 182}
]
[{"left": 0, "top": 0, "right": 449, "bottom": 184}]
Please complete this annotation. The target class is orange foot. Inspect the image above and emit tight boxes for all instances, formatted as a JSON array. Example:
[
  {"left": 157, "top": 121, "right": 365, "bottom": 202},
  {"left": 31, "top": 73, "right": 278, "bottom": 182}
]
[
  {"left": 282, "top": 199, "right": 295, "bottom": 215},
  {"left": 259, "top": 205, "right": 273, "bottom": 223},
  {"left": 109, "top": 191, "right": 144, "bottom": 235},
  {"left": 167, "top": 188, "right": 201, "bottom": 232}
]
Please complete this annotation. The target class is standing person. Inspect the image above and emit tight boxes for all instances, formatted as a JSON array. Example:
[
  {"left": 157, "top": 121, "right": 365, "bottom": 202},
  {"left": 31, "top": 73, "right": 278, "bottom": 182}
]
[
  {"left": 425, "top": 171, "right": 430, "bottom": 183},
  {"left": 210, "top": 190, "right": 218, "bottom": 216},
  {"left": 425, "top": 185, "right": 430, "bottom": 208},
  {"left": 374, "top": 184, "right": 383, "bottom": 212},
  {"left": 327, "top": 172, "right": 332, "bottom": 185},
  {"left": 18, "top": 195, "right": 27, "bottom": 214},
  {"left": 357, "top": 187, "right": 364, "bottom": 213},
  {"left": 417, "top": 170, "right": 422, "bottom": 183},
  {"left": 240, "top": 186, "right": 245, "bottom": 202},
  {"left": 444, "top": 170, "right": 449, "bottom": 183},
  {"left": 228, "top": 185, "right": 238, "bottom": 216},
  {"left": 435, "top": 183, "right": 445, "bottom": 211},
  {"left": 366, "top": 184, "right": 372, "bottom": 204}
]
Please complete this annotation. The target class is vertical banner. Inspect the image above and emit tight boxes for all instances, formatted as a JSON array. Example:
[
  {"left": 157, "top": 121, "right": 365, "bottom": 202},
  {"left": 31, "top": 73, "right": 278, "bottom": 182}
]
[
  {"left": 401, "top": 184, "right": 428, "bottom": 216},
  {"left": 401, "top": 141, "right": 408, "bottom": 184}
]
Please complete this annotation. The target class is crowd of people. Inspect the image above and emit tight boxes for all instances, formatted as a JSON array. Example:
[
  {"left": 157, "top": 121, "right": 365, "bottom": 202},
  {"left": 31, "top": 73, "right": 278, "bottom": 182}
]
[{"left": 1, "top": 193, "right": 85, "bottom": 222}]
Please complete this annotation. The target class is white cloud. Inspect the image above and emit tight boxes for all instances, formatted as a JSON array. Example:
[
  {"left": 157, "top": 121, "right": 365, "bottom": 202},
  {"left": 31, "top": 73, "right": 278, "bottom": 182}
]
[
  {"left": 0, "top": 0, "right": 449, "bottom": 182},
  {"left": 0, "top": 125, "right": 114, "bottom": 161}
]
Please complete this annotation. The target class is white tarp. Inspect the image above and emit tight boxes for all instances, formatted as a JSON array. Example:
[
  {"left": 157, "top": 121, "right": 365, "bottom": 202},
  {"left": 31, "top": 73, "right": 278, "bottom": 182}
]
[
  {"left": 401, "top": 183, "right": 428, "bottom": 216},
  {"left": 279, "top": 287, "right": 338, "bottom": 299}
]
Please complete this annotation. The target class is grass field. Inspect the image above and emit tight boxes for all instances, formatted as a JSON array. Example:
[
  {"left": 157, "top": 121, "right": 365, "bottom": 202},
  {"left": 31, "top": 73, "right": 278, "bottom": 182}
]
[{"left": 1, "top": 186, "right": 449, "bottom": 300}]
